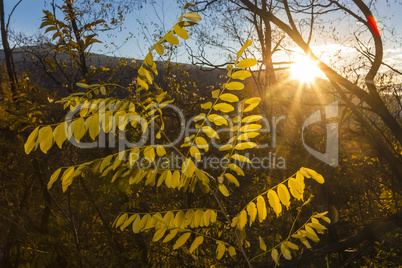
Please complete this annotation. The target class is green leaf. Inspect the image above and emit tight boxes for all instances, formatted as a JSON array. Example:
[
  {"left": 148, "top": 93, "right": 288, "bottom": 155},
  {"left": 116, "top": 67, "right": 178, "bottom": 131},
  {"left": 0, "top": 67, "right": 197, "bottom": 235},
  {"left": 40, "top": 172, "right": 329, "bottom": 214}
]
[
  {"left": 184, "top": 12, "right": 202, "bottom": 22},
  {"left": 219, "top": 93, "right": 239, "bottom": 102},
  {"left": 173, "top": 232, "right": 191, "bottom": 250},
  {"left": 39, "top": 126, "right": 54, "bottom": 154},
  {"left": 231, "top": 70, "right": 251, "bottom": 80},
  {"left": 47, "top": 168, "right": 62, "bottom": 189},
  {"left": 165, "top": 32, "right": 179, "bottom": 45},
  {"left": 24, "top": 126, "right": 40, "bottom": 154},
  {"left": 76, "top": 82, "right": 90, "bottom": 89},
  {"left": 225, "top": 82, "right": 244, "bottom": 90},
  {"left": 236, "top": 58, "right": 258, "bottom": 68},
  {"left": 173, "top": 24, "right": 189, "bottom": 39},
  {"left": 213, "top": 103, "right": 234, "bottom": 113}
]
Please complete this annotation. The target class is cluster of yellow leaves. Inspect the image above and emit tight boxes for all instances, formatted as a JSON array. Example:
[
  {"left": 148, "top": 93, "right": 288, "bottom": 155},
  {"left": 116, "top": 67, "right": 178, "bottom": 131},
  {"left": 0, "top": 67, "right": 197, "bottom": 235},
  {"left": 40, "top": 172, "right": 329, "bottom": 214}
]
[{"left": 114, "top": 209, "right": 217, "bottom": 253}]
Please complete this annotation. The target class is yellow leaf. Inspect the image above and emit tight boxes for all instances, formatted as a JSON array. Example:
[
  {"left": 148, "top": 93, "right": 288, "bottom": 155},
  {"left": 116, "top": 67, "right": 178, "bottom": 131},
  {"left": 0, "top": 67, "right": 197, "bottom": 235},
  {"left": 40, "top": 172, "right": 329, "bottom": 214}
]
[
  {"left": 240, "top": 124, "right": 261, "bottom": 132},
  {"left": 259, "top": 236, "right": 267, "bottom": 251},
  {"left": 237, "top": 58, "right": 258, "bottom": 68},
  {"left": 231, "top": 70, "right": 251, "bottom": 80},
  {"left": 24, "top": 126, "right": 40, "bottom": 154},
  {"left": 208, "top": 114, "right": 228, "bottom": 126},
  {"left": 211, "top": 89, "right": 220, "bottom": 98},
  {"left": 137, "top": 77, "right": 149, "bottom": 89},
  {"left": 152, "top": 226, "right": 167, "bottom": 242},
  {"left": 194, "top": 209, "right": 204, "bottom": 227},
  {"left": 219, "top": 184, "right": 229, "bottom": 197},
  {"left": 174, "top": 210, "right": 185, "bottom": 228},
  {"left": 228, "top": 246, "right": 236, "bottom": 257},
  {"left": 213, "top": 103, "right": 234, "bottom": 113},
  {"left": 163, "top": 229, "right": 179, "bottom": 243},
  {"left": 164, "top": 170, "right": 173, "bottom": 188},
  {"left": 224, "top": 173, "right": 239, "bottom": 187},
  {"left": 281, "top": 243, "right": 292, "bottom": 260},
  {"left": 235, "top": 142, "right": 257, "bottom": 150},
  {"left": 184, "top": 12, "right": 202, "bottom": 22},
  {"left": 271, "top": 248, "right": 279, "bottom": 264},
  {"left": 238, "top": 210, "right": 247, "bottom": 230},
  {"left": 155, "top": 42, "right": 164, "bottom": 55},
  {"left": 219, "top": 144, "right": 232, "bottom": 151},
  {"left": 236, "top": 39, "right": 252, "bottom": 60},
  {"left": 73, "top": 117, "right": 86, "bottom": 142},
  {"left": 238, "top": 132, "right": 260, "bottom": 141},
  {"left": 115, "top": 213, "right": 128, "bottom": 228},
  {"left": 172, "top": 170, "right": 181, "bottom": 188},
  {"left": 47, "top": 168, "right": 61, "bottom": 189},
  {"left": 39, "top": 126, "right": 54, "bottom": 154},
  {"left": 195, "top": 137, "right": 208, "bottom": 151},
  {"left": 231, "top": 154, "right": 251, "bottom": 163},
  {"left": 225, "top": 82, "right": 244, "bottom": 90},
  {"left": 173, "top": 24, "right": 189, "bottom": 39},
  {"left": 156, "top": 145, "right": 166, "bottom": 156},
  {"left": 267, "top": 190, "right": 282, "bottom": 217},
  {"left": 138, "top": 214, "right": 150, "bottom": 232},
  {"left": 120, "top": 214, "right": 137, "bottom": 231},
  {"left": 132, "top": 215, "right": 141, "bottom": 233},
  {"left": 189, "top": 236, "right": 204, "bottom": 253},
  {"left": 242, "top": 115, "right": 262, "bottom": 123},
  {"left": 190, "top": 146, "right": 201, "bottom": 161},
  {"left": 165, "top": 32, "right": 179, "bottom": 45},
  {"left": 61, "top": 166, "right": 75, "bottom": 192},
  {"left": 143, "top": 146, "right": 155, "bottom": 163},
  {"left": 256, "top": 195, "right": 267, "bottom": 222},
  {"left": 288, "top": 178, "right": 303, "bottom": 200},
  {"left": 285, "top": 241, "right": 299, "bottom": 250},
  {"left": 247, "top": 202, "right": 257, "bottom": 226},
  {"left": 201, "top": 101, "right": 212, "bottom": 109},
  {"left": 182, "top": 158, "right": 196, "bottom": 177},
  {"left": 229, "top": 163, "right": 245, "bottom": 176},
  {"left": 145, "top": 52, "right": 153, "bottom": 66},
  {"left": 219, "top": 93, "right": 239, "bottom": 102},
  {"left": 301, "top": 167, "right": 324, "bottom": 184},
  {"left": 53, "top": 122, "right": 67, "bottom": 148},
  {"left": 193, "top": 113, "right": 206, "bottom": 122},
  {"left": 202, "top": 126, "right": 220, "bottom": 139},
  {"left": 173, "top": 232, "right": 191, "bottom": 250},
  {"left": 277, "top": 184, "right": 291, "bottom": 209},
  {"left": 216, "top": 243, "right": 225, "bottom": 260},
  {"left": 305, "top": 225, "right": 320, "bottom": 242}
]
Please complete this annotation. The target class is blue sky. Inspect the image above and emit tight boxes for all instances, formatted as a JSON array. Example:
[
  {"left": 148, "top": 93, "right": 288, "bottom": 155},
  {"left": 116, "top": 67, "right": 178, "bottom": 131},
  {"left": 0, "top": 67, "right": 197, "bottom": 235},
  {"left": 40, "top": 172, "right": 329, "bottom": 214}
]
[{"left": 3, "top": 0, "right": 402, "bottom": 69}]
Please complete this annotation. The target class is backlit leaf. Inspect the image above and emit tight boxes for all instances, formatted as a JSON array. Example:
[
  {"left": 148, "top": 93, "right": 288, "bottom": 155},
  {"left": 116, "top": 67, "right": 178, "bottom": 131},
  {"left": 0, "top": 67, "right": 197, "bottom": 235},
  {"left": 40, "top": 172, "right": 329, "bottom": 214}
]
[
  {"left": 184, "top": 12, "right": 202, "bottom": 22},
  {"left": 237, "top": 58, "right": 257, "bottom": 68},
  {"left": 219, "top": 93, "right": 239, "bottom": 102},
  {"left": 225, "top": 82, "right": 244, "bottom": 90},
  {"left": 231, "top": 70, "right": 251, "bottom": 80}
]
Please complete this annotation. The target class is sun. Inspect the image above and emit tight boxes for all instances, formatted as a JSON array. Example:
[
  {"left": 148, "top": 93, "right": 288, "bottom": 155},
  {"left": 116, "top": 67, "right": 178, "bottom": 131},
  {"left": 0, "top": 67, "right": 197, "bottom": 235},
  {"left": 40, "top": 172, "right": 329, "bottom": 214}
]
[{"left": 289, "top": 55, "right": 322, "bottom": 85}]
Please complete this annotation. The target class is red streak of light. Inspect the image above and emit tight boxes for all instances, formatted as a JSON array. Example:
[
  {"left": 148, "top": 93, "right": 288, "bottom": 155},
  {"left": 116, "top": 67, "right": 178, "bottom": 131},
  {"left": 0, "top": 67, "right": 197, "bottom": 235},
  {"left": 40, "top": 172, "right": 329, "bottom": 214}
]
[{"left": 367, "top": 15, "right": 381, "bottom": 36}]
